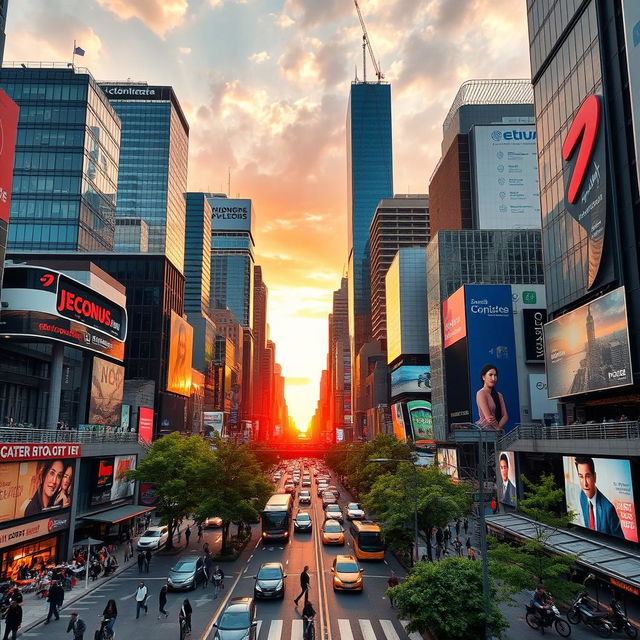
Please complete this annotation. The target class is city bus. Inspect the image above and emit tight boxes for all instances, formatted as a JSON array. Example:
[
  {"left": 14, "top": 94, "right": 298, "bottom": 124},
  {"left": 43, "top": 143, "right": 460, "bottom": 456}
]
[
  {"left": 260, "top": 493, "right": 293, "bottom": 542},
  {"left": 349, "top": 520, "right": 385, "bottom": 560}
]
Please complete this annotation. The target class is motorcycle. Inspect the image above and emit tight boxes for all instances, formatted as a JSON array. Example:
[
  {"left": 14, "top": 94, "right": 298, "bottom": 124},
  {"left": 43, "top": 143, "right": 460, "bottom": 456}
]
[
  {"left": 525, "top": 601, "right": 572, "bottom": 637},
  {"left": 567, "top": 592, "right": 614, "bottom": 638},
  {"left": 609, "top": 599, "right": 638, "bottom": 638}
]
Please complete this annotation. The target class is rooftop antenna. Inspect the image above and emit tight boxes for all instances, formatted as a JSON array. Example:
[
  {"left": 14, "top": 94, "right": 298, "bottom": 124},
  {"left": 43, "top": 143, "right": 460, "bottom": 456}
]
[
  {"left": 227, "top": 167, "right": 231, "bottom": 197},
  {"left": 354, "top": 0, "right": 384, "bottom": 83}
]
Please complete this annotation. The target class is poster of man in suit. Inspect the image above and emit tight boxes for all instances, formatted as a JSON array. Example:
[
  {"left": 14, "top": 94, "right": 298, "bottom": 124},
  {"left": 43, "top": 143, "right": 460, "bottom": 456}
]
[{"left": 496, "top": 451, "right": 517, "bottom": 507}]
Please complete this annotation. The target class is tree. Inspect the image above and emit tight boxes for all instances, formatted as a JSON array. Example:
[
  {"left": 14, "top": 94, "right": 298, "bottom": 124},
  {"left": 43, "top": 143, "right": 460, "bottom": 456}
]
[
  {"left": 389, "top": 558, "right": 508, "bottom": 639},
  {"left": 129, "top": 433, "right": 214, "bottom": 549},
  {"left": 244, "top": 441, "right": 279, "bottom": 472},
  {"left": 196, "top": 436, "right": 273, "bottom": 553},
  {"left": 489, "top": 472, "right": 579, "bottom": 602},
  {"left": 364, "top": 463, "right": 472, "bottom": 561}
]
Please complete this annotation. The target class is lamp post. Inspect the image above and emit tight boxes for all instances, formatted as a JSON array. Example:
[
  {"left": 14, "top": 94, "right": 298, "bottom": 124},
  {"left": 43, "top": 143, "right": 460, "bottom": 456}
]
[{"left": 370, "top": 457, "right": 420, "bottom": 566}]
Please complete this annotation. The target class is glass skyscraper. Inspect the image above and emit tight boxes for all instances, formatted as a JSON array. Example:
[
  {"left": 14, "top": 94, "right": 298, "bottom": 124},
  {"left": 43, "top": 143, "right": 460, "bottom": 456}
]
[
  {"left": 346, "top": 82, "right": 393, "bottom": 357},
  {"left": 99, "top": 83, "right": 189, "bottom": 273},
  {"left": 0, "top": 64, "right": 121, "bottom": 251}
]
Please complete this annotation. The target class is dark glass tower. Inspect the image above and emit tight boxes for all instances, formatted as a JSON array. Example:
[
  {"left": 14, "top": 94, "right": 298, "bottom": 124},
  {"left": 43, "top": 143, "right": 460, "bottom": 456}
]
[
  {"left": 0, "top": 0, "right": 7, "bottom": 65},
  {"left": 0, "top": 65, "right": 121, "bottom": 252}
]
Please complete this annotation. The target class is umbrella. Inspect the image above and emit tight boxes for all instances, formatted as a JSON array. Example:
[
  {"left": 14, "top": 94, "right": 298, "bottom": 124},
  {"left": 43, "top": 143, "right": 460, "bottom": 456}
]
[{"left": 73, "top": 538, "right": 104, "bottom": 589}]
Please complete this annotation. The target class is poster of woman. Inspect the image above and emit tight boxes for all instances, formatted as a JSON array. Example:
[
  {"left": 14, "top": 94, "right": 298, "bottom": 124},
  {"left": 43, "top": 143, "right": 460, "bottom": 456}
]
[
  {"left": 17, "top": 459, "right": 75, "bottom": 517},
  {"left": 476, "top": 364, "right": 508, "bottom": 430}
]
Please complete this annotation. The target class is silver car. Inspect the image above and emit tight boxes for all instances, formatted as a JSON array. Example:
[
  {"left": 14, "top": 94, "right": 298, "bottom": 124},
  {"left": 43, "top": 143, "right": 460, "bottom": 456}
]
[
  {"left": 167, "top": 555, "right": 205, "bottom": 591},
  {"left": 213, "top": 597, "right": 258, "bottom": 640}
]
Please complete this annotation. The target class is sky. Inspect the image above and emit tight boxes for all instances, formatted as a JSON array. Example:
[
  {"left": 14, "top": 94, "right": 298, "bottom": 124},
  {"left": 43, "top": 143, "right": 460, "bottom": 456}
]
[{"left": 5, "top": 0, "right": 532, "bottom": 429}]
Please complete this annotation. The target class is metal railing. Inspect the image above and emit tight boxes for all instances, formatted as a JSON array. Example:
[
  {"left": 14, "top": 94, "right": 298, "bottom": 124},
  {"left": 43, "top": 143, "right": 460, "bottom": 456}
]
[
  {"left": 0, "top": 426, "right": 141, "bottom": 445},
  {"left": 499, "top": 421, "right": 640, "bottom": 449}
]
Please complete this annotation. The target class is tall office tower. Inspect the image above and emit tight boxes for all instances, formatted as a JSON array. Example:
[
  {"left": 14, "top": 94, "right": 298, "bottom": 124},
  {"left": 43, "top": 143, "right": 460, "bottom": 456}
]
[
  {"left": 346, "top": 82, "right": 393, "bottom": 360},
  {"left": 99, "top": 83, "right": 189, "bottom": 274},
  {"left": 0, "top": 65, "right": 121, "bottom": 252},
  {"left": 0, "top": 0, "right": 8, "bottom": 65},
  {"left": 262, "top": 339, "right": 276, "bottom": 437},
  {"left": 429, "top": 79, "right": 537, "bottom": 236},
  {"left": 252, "top": 265, "right": 268, "bottom": 439},
  {"left": 369, "top": 194, "right": 429, "bottom": 349},
  {"left": 328, "top": 278, "right": 351, "bottom": 442}
]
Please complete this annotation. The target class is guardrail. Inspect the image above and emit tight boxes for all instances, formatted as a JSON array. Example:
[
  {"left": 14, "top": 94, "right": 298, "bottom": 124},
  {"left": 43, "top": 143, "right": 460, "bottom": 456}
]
[
  {"left": 0, "top": 427, "right": 141, "bottom": 445},
  {"left": 499, "top": 421, "right": 640, "bottom": 449}
]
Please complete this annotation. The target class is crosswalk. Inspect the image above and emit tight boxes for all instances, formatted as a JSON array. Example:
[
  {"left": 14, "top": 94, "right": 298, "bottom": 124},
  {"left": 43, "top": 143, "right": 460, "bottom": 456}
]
[{"left": 253, "top": 618, "right": 422, "bottom": 639}]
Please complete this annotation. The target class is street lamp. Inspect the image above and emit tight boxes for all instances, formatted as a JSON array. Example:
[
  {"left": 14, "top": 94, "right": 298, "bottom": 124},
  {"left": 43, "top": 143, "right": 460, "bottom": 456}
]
[{"left": 369, "top": 457, "right": 419, "bottom": 566}]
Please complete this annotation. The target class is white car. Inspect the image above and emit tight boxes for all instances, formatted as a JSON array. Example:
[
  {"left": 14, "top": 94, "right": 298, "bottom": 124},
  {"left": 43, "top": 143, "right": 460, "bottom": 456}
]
[
  {"left": 136, "top": 526, "right": 169, "bottom": 551},
  {"left": 299, "top": 490, "right": 312, "bottom": 504},
  {"left": 346, "top": 503, "right": 365, "bottom": 520}
]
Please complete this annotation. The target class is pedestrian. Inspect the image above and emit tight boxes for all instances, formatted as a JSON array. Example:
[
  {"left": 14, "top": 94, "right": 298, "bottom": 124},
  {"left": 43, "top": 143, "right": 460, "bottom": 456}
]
[
  {"left": 158, "top": 584, "right": 169, "bottom": 619},
  {"left": 463, "top": 518, "right": 469, "bottom": 534},
  {"left": 197, "top": 524, "right": 203, "bottom": 544},
  {"left": 212, "top": 566, "right": 225, "bottom": 598},
  {"left": 444, "top": 526, "right": 451, "bottom": 547},
  {"left": 128, "top": 540, "right": 134, "bottom": 561},
  {"left": 469, "top": 548, "right": 476, "bottom": 561},
  {"left": 465, "top": 536, "right": 472, "bottom": 556},
  {"left": 453, "top": 537, "right": 463, "bottom": 557},
  {"left": 435, "top": 527, "right": 443, "bottom": 547},
  {"left": 66, "top": 612, "right": 86, "bottom": 640},
  {"left": 45, "top": 579, "right": 64, "bottom": 623},
  {"left": 185, "top": 525, "right": 191, "bottom": 546},
  {"left": 455, "top": 519, "right": 461, "bottom": 537},
  {"left": 134, "top": 581, "right": 149, "bottom": 619},
  {"left": 204, "top": 555, "right": 214, "bottom": 588},
  {"left": 101, "top": 599, "right": 118, "bottom": 633},
  {"left": 145, "top": 514, "right": 151, "bottom": 528},
  {"left": 3, "top": 600, "right": 22, "bottom": 640},
  {"left": 179, "top": 599, "right": 192, "bottom": 634},
  {"left": 144, "top": 549, "right": 151, "bottom": 573},
  {"left": 137, "top": 551, "right": 145, "bottom": 573},
  {"left": 294, "top": 565, "right": 310, "bottom": 606}
]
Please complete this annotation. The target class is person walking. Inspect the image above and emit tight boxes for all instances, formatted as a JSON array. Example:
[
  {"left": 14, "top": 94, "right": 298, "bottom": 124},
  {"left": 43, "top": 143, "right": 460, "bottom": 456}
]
[
  {"left": 443, "top": 526, "right": 451, "bottom": 548},
  {"left": 463, "top": 518, "right": 469, "bottom": 535},
  {"left": 101, "top": 599, "right": 118, "bottom": 634},
  {"left": 137, "top": 551, "right": 145, "bottom": 573},
  {"left": 203, "top": 555, "right": 214, "bottom": 589},
  {"left": 144, "top": 549, "right": 151, "bottom": 573},
  {"left": 468, "top": 548, "right": 477, "bottom": 561},
  {"left": 179, "top": 599, "right": 192, "bottom": 635},
  {"left": 45, "top": 579, "right": 64, "bottom": 623},
  {"left": 158, "top": 584, "right": 169, "bottom": 619},
  {"left": 66, "top": 613, "right": 86, "bottom": 640},
  {"left": 455, "top": 519, "right": 461, "bottom": 537},
  {"left": 134, "top": 581, "right": 149, "bottom": 619},
  {"left": 184, "top": 526, "right": 191, "bottom": 547},
  {"left": 197, "top": 525, "right": 203, "bottom": 544},
  {"left": 465, "top": 536, "right": 472, "bottom": 556},
  {"left": 123, "top": 541, "right": 131, "bottom": 563},
  {"left": 294, "top": 566, "right": 310, "bottom": 606},
  {"left": 212, "top": 566, "right": 224, "bottom": 598},
  {"left": 435, "top": 544, "right": 442, "bottom": 561},
  {"left": 453, "top": 537, "right": 463, "bottom": 557},
  {"left": 2, "top": 600, "right": 22, "bottom": 640}
]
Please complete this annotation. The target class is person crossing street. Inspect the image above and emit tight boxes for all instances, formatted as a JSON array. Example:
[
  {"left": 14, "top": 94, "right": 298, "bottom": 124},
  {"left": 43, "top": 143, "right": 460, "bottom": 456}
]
[
  {"left": 294, "top": 566, "right": 310, "bottom": 606},
  {"left": 134, "top": 581, "right": 149, "bottom": 619},
  {"left": 45, "top": 580, "right": 64, "bottom": 624}
]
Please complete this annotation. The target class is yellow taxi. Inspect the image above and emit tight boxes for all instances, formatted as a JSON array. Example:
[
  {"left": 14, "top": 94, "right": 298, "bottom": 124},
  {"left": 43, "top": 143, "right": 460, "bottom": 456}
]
[
  {"left": 321, "top": 519, "right": 345, "bottom": 545},
  {"left": 331, "top": 554, "right": 364, "bottom": 592}
]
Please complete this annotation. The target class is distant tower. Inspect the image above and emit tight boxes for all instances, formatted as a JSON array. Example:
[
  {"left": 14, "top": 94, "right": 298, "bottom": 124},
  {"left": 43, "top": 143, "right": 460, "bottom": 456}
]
[{"left": 586, "top": 306, "right": 600, "bottom": 388}]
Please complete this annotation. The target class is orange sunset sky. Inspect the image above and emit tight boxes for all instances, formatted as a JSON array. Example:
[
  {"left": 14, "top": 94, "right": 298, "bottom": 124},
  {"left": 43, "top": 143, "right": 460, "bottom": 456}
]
[{"left": 6, "top": 0, "right": 532, "bottom": 428}]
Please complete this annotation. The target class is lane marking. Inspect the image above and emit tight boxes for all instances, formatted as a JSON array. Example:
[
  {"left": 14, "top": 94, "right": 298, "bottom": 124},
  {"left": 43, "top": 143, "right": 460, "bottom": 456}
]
[
  {"left": 291, "top": 619, "right": 303, "bottom": 639},
  {"left": 267, "top": 619, "right": 283, "bottom": 640},
  {"left": 400, "top": 619, "right": 422, "bottom": 640},
  {"left": 338, "top": 619, "right": 354, "bottom": 640},
  {"left": 359, "top": 619, "right": 376, "bottom": 640},
  {"left": 254, "top": 620, "right": 262, "bottom": 637},
  {"left": 312, "top": 478, "right": 331, "bottom": 640},
  {"left": 380, "top": 619, "right": 401, "bottom": 640}
]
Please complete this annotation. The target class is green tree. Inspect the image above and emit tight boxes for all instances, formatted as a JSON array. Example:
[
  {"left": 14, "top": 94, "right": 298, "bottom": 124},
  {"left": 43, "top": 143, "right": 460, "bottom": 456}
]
[
  {"left": 129, "top": 433, "right": 214, "bottom": 549},
  {"left": 244, "top": 441, "right": 279, "bottom": 472},
  {"left": 389, "top": 558, "right": 508, "bottom": 639},
  {"left": 489, "top": 472, "right": 579, "bottom": 602},
  {"left": 196, "top": 436, "right": 273, "bottom": 553}
]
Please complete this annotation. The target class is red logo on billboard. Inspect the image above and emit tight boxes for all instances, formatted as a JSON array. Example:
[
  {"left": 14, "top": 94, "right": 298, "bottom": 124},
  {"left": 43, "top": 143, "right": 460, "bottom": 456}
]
[
  {"left": 57, "top": 289, "right": 112, "bottom": 328},
  {"left": 40, "top": 273, "right": 55, "bottom": 287},
  {"left": 0, "top": 90, "right": 19, "bottom": 225},
  {"left": 562, "top": 94, "right": 601, "bottom": 204},
  {"left": 47, "top": 518, "right": 54, "bottom": 532},
  {"left": 98, "top": 460, "right": 113, "bottom": 477}
]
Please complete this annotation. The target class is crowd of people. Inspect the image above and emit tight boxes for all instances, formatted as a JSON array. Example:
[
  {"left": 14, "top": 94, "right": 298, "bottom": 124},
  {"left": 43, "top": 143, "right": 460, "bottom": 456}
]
[{"left": 420, "top": 518, "right": 478, "bottom": 562}]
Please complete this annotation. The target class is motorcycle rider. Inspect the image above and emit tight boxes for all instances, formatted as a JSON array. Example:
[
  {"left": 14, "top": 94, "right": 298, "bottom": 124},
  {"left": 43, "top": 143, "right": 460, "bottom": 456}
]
[{"left": 532, "top": 585, "right": 552, "bottom": 624}]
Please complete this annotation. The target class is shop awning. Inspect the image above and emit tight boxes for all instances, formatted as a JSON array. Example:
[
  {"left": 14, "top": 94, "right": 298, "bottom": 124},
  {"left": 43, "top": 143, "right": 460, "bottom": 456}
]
[{"left": 81, "top": 505, "right": 155, "bottom": 524}]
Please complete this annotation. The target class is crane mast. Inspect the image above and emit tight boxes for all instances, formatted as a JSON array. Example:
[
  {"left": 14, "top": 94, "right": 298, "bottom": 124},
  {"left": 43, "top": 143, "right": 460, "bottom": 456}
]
[{"left": 354, "top": 0, "right": 384, "bottom": 83}]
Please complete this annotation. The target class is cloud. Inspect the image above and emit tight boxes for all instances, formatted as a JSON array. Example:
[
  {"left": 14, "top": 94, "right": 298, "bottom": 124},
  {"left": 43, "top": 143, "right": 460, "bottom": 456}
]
[
  {"left": 96, "top": 0, "right": 188, "bottom": 37},
  {"left": 179, "top": 46, "right": 192, "bottom": 54},
  {"left": 249, "top": 51, "right": 270, "bottom": 64},
  {"left": 270, "top": 12, "right": 295, "bottom": 28}
]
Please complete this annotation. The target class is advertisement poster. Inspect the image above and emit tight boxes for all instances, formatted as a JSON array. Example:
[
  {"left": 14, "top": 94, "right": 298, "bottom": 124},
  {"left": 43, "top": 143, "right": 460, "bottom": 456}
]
[
  {"left": 88, "top": 357, "right": 125, "bottom": 426},
  {"left": 390, "top": 366, "right": 431, "bottom": 396},
  {"left": 437, "top": 448, "right": 459, "bottom": 480},
  {"left": 496, "top": 451, "right": 517, "bottom": 506},
  {"left": 207, "top": 197, "right": 253, "bottom": 233},
  {"left": 0, "top": 459, "right": 75, "bottom": 522},
  {"left": 407, "top": 400, "right": 433, "bottom": 444},
  {"left": 0, "top": 515, "right": 69, "bottom": 550},
  {"left": 623, "top": 0, "right": 640, "bottom": 189},
  {"left": 110, "top": 455, "right": 136, "bottom": 501},
  {"left": 121, "top": 404, "right": 131, "bottom": 430},
  {"left": 91, "top": 458, "right": 115, "bottom": 506},
  {"left": 138, "top": 407, "right": 154, "bottom": 444},
  {"left": 139, "top": 482, "right": 159, "bottom": 507},
  {"left": 472, "top": 124, "right": 540, "bottom": 229},
  {"left": 523, "top": 309, "right": 547, "bottom": 362},
  {"left": 336, "top": 428, "right": 344, "bottom": 442},
  {"left": 563, "top": 456, "right": 637, "bottom": 542},
  {"left": 544, "top": 287, "right": 632, "bottom": 399},
  {"left": 203, "top": 411, "right": 224, "bottom": 437},
  {"left": 166, "top": 311, "right": 193, "bottom": 397},
  {"left": 391, "top": 403, "right": 407, "bottom": 442}
]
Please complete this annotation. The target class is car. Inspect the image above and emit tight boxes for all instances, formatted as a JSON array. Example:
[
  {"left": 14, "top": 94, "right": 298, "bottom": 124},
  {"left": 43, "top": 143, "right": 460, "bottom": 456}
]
[
  {"left": 322, "top": 519, "right": 345, "bottom": 545},
  {"left": 322, "top": 491, "right": 338, "bottom": 507},
  {"left": 317, "top": 484, "right": 329, "bottom": 498},
  {"left": 324, "top": 504, "right": 343, "bottom": 522},
  {"left": 136, "top": 526, "right": 169, "bottom": 551},
  {"left": 346, "top": 503, "right": 365, "bottom": 520},
  {"left": 284, "top": 483, "right": 296, "bottom": 494},
  {"left": 299, "top": 490, "right": 311, "bottom": 504},
  {"left": 204, "top": 516, "right": 223, "bottom": 528},
  {"left": 294, "top": 511, "right": 312, "bottom": 532},
  {"left": 213, "top": 597, "right": 258, "bottom": 639},
  {"left": 254, "top": 562, "right": 286, "bottom": 599},
  {"left": 326, "top": 485, "right": 341, "bottom": 498},
  {"left": 331, "top": 554, "right": 364, "bottom": 592},
  {"left": 291, "top": 478, "right": 299, "bottom": 486},
  {"left": 302, "top": 479, "right": 311, "bottom": 487},
  {"left": 167, "top": 555, "right": 205, "bottom": 591}
]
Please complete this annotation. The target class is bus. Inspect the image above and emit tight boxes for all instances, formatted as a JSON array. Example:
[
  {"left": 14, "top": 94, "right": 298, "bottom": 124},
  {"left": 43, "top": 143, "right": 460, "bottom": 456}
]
[
  {"left": 349, "top": 520, "right": 385, "bottom": 560},
  {"left": 260, "top": 493, "right": 293, "bottom": 542}
]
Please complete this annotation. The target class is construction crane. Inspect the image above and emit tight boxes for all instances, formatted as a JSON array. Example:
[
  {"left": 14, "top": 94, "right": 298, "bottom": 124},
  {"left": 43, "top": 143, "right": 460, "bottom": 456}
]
[{"left": 354, "top": 0, "right": 384, "bottom": 83}]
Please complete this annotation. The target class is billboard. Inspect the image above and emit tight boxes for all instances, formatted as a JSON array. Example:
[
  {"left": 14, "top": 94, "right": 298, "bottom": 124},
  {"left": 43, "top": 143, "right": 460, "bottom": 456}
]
[
  {"left": 166, "top": 311, "right": 193, "bottom": 396},
  {"left": 139, "top": 482, "right": 159, "bottom": 507},
  {"left": 336, "top": 428, "right": 344, "bottom": 442},
  {"left": 391, "top": 403, "right": 407, "bottom": 442},
  {"left": 90, "top": 457, "right": 115, "bottom": 506},
  {"left": 390, "top": 366, "right": 431, "bottom": 396},
  {"left": 88, "top": 357, "right": 125, "bottom": 426},
  {"left": 0, "top": 514, "right": 69, "bottom": 550},
  {"left": 0, "top": 459, "right": 76, "bottom": 522},
  {"left": 623, "top": 0, "right": 640, "bottom": 189},
  {"left": 0, "top": 89, "right": 19, "bottom": 225},
  {"left": 138, "top": 407, "right": 154, "bottom": 444},
  {"left": 496, "top": 451, "right": 517, "bottom": 507},
  {"left": 203, "top": 411, "right": 224, "bottom": 437},
  {"left": 407, "top": 400, "right": 433, "bottom": 444},
  {"left": 523, "top": 308, "right": 547, "bottom": 362},
  {"left": 437, "top": 448, "right": 459, "bottom": 480},
  {"left": 100, "top": 85, "right": 173, "bottom": 101},
  {"left": 472, "top": 124, "right": 541, "bottom": 229},
  {"left": 208, "top": 197, "right": 253, "bottom": 233},
  {"left": 544, "top": 287, "right": 632, "bottom": 399},
  {"left": 0, "top": 444, "right": 81, "bottom": 462},
  {"left": 442, "top": 286, "right": 467, "bottom": 348},
  {"left": 563, "top": 456, "right": 637, "bottom": 542},
  {"left": 110, "top": 455, "right": 136, "bottom": 501}
]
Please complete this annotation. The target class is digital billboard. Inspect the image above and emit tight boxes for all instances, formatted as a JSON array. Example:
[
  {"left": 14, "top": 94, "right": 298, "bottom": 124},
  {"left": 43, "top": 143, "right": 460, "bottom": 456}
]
[
  {"left": 0, "top": 89, "right": 19, "bottom": 225},
  {"left": 390, "top": 366, "right": 431, "bottom": 397},
  {"left": 88, "top": 357, "right": 125, "bottom": 426},
  {"left": 496, "top": 451, "right": 517, "bottom": 507},
  {"left": 523, "top": 308, "right": 546, "bottom": 362},
  {"left": 407, "top": 400, "right": 433, "bottom": 444},
  {"left": 138, "top": 407, "right": 154, "bottom": 444},
  {"left": 544, "top": 287, "right": 632, "bottom": 399},
  {"left": 166, "top": 311, "right": 193, "bottom": 396},
  {"left": 208, "top": 197, "right": 253, "bottom": 233},
  {"left": 90, "top": 457, "right": 115, "bottom": 506},
  {"left": 391, "top": 403, "right": 407, "bottom": 442},
  {"left": 110, "top": 455, "right": 136, "bottom": 501},
  {"left": 623, "top": 0, "right": 640, "bottom": 188},
  {"left": 203, "top": 411, "right": 224, "bottom": 437},
  {"left": 437, "top": 448, "right": 459, "bottom": 480},
  {"left": 442, "top": 287, "right": 467, "bottom": 348},
  {"left": 563, "top": 456, "right": 637, "bottom": 542},
  {"left": 472, "top": 124, "right": 541, "bottom": 229}
]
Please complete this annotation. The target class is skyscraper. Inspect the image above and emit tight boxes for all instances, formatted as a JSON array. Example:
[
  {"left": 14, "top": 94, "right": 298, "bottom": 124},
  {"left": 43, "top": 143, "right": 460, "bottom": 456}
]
[
  {"left": 0, "top": 65, "right": 121, "bottom": 252},
  {"left": 99, "top": 82, "right": 189, "bottom": 273},
  {"left": 0, "top": 0, "right": 8, "bottom": 65},
  {"left": 252, "top": 265, "right": 268, "bottom": 438}
]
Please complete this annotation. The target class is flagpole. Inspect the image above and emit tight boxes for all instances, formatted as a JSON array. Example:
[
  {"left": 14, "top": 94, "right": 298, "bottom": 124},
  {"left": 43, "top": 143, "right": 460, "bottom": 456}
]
[{"left": 72, "top": 39, "right": 76, "bottom": 68}]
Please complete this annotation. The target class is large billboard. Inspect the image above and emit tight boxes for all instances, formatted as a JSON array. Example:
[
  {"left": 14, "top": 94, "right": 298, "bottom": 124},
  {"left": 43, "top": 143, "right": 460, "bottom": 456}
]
[
  {"left": 203, "top": 411, "right": 224, "bottom": 437},
  {"left": 622, "top": 0, "right": 640, "bottom": 189},
  {"left": 407, "top": 400, "right": 433, "bottom": 444},
  {"left": 138, "top": 407, "right": 154, "bottom": 444},
  {"left": 110, "top": 455, "right": 136, "bottom": 501},
  {"left": 0, "top": 90, "right": 19, "bottom": 225},
  {"left": 100, "top": 85, "right": 173, "bottom": 101},
  {"left": 90, "top": 458, "right": 115, "bottom": 506},
  {"left": 0, "top": 515, "right": 69, "bottom": 550},
  {"left": 544, "top": 287, "right": 632, "bottom": 399},
  {"left": 88, "top": 357, "right": 125, "bottom": 426},
  {"left": 437, "top": 448, "right": 459, "bottom": 480},
  {"left": 390, "top": 403, "right": 407, "bottom": 442},
  {"left": 496, "top": 451, "right": 517, "bottom": 507},
  {"left": 472, "top": 124, "right": 540, "bottom": 229},
  {"left": 166, "top": 311, "right": 193, "bottom": 397},
  {"left": 523, "top": 309, "right": 547, "bottom": 362},
  {"left": 563, "top": 456, "right": 637, "bottom": 543},
  {"left": 208, "top": 197, "right": 253, "bottom": 233},
  {"left": 390, "top": 366, "right": 431, "bottom": 397}
]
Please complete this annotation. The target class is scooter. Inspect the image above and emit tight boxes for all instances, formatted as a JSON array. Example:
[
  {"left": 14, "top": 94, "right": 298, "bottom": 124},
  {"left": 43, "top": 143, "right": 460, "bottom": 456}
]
[
  {"left": 609, "top": 599, "right": 638, "bottom": 638},
  {"left": 567, "top": 592, "right": 614, "bottom": 638},
  {"left": 525, "top": 599, "right": 571, "bottom": 637}
]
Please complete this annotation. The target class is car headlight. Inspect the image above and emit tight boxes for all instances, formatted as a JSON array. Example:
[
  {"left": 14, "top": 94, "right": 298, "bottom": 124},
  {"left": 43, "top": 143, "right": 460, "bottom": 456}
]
[
  {"left": 275, "top": 580, "right": 283, "bottom": 590},
  {"left": 255, "top": 584, "right": 263, "bottom": 591}
]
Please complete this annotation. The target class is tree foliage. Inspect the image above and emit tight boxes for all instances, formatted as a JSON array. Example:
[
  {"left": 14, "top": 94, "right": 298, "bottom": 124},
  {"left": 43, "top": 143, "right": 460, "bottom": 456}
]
[{"left": 389, "top": 558, "right": 508, "bottom": 639}]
